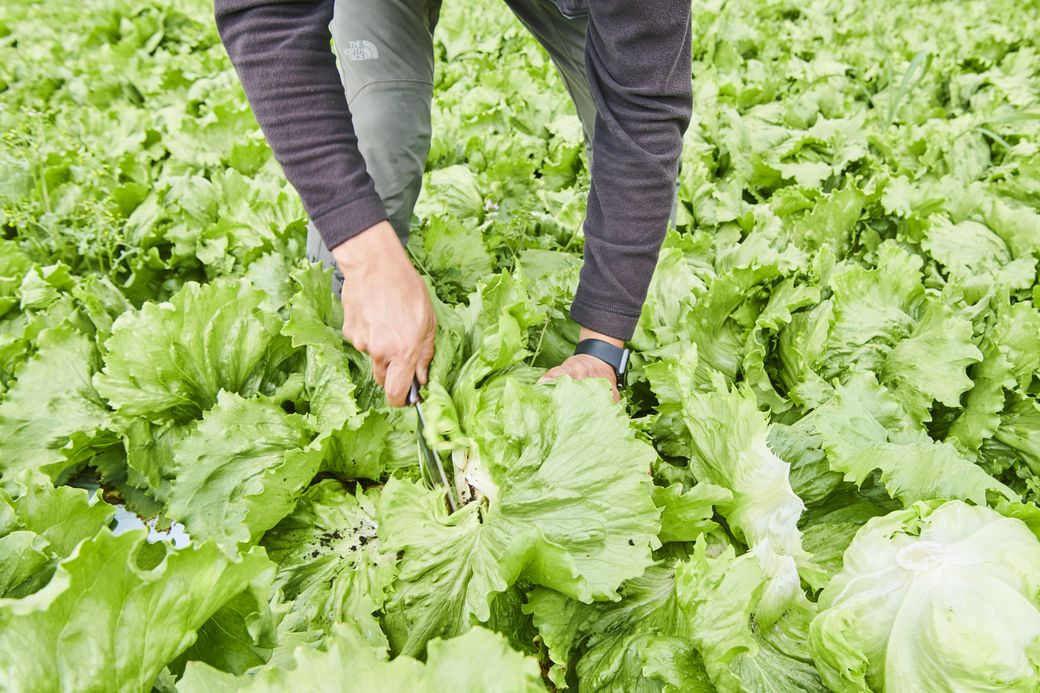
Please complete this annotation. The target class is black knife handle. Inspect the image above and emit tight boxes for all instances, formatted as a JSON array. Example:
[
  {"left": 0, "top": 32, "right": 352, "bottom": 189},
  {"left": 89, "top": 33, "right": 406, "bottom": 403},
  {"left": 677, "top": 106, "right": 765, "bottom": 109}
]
[{"left": 408, "top": 378, "right": 422, "bottom": 406}]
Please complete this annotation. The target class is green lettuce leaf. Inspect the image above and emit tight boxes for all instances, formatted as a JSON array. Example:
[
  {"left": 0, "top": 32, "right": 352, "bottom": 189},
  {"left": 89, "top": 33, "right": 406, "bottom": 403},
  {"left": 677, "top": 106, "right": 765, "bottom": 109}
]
[
  {"left": 527, "top": 563, "right": 714, "bottom": 692},
  {"left": 949, "top": 298, "right": 1040, "bottom": 452},
  {"left": 260, "top": 480, "right": 395, "bottom": 643},
  {"left": 180, "top": 624, "right": 545, "bottom": 692},
  {"left": 993, "top": 398, "right": 1040, "bottom": 476},
  {"left": 819, "top": 243, "right": 924, "bottom": 378},
  {"left": 167, "top": 391, "right": 322, "bottom": 548},
  {"left": 798, "top": 490, "right": 897, "bottom": 582},
  {"left": 170, "top": 587, "right": 280, "bottom": 678},
  {"left": 675, "top": 540, "right": 826, "bottom": 693},
  {"left": 651, "top": 362, "right": 811, "bottom": 619},
  {"left": 813, "top": 372, "right": 1014, "bottom": 505},
  {"left": 767, "top": 417, "right": 845, "bottom": 506},
  {"left": 409, "top": 215, "right": 494, "bottom": 302},
  {"left": 878, "top": 300, "right": 982, "bottom": 423},
  {"left": 741, "top": 277, "right": 821, "bottom": 412},
  {"left": 776, "top": 242, "right": 983, "bottom": 418},
  {"left": 280, "top": 263, "right": 395, "bottom": 480},
  {"left": 0, "top": 481, "right": 116, "bottom": 598},
  {"left": 94, "top": 278, "right": 295, "bottom": 422},
  {"left": 0, "top": 326, "right": 115, "bottom": 492},
  {"left": 0, "top": 530, "right": 273, "bottom": 693},
  {"left": 0, "top": 240, "right": 33, "bottom": 321},
  {"left": 652, "top": 483, "right": 731, "bottom": 544},
  {"left": 631, "top": 231, "right": 713, "bottom": 355},
  {"left": 415, "top": 164, "right": 485, "bottom": 220}
]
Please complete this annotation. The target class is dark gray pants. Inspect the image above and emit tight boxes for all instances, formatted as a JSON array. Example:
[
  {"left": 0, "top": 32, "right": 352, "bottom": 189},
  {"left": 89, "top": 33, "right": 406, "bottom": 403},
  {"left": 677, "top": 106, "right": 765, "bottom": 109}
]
[{"left": 306, "top": 0, "right": 596, "bottom": 294}]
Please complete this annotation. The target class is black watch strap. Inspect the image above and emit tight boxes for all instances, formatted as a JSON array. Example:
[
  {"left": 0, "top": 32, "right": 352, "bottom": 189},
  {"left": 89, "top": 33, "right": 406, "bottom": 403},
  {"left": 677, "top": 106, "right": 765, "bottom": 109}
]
[{"left": 574, "top": 338, "right": 631, "bottom": 385}]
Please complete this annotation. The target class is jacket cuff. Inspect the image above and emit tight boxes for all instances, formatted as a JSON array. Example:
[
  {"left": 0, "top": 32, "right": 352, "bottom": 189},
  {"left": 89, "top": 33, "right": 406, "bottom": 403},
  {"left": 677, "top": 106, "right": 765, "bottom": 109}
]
[
  {"left": 569, "top": 297, "right": 641, "bottom": 342},
  {"left": 312, "top": 194, "right": 389, "bottom": 251}
]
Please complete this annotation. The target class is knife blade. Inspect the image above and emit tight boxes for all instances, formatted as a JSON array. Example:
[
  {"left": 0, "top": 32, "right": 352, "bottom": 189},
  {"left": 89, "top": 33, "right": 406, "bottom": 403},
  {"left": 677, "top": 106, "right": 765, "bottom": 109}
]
[{"left": 408, "top": 379, "right": 459, "bottom": 513}]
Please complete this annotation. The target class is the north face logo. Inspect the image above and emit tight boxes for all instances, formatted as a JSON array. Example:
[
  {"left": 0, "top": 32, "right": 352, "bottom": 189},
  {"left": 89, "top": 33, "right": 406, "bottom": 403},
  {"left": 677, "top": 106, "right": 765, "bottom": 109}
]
[{"left": 346, "top": 40, "right": 379, "bottom": 61}]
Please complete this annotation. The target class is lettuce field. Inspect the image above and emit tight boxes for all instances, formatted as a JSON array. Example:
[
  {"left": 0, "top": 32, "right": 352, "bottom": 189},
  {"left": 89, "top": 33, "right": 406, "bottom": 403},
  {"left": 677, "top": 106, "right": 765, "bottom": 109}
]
[{"left": 2, "top": 0, "right": 1040, "bottom": 690}]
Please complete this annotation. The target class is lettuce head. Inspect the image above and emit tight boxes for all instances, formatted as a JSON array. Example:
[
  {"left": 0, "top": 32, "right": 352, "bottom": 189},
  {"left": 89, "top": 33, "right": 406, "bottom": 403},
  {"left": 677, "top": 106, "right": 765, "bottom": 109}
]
[{"left": 810, "top": 501, "right": 1040, "bottom": 693}]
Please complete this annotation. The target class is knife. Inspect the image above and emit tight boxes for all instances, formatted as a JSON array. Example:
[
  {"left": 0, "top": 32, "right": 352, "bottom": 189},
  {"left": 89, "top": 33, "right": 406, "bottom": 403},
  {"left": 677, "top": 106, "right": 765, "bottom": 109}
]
[{"left": 408, "top": 378, "right": 459, "bottom": 513}]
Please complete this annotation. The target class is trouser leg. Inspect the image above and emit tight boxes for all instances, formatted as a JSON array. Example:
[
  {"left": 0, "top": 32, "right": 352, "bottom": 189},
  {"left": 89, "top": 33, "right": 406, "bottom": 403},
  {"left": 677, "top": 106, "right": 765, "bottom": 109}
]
[
  {"left": 501, "top": 0, "right": 681, "bottom": 227},
  {"left": 501, "top": 0, "right": 596, "bottom": 152},
  {"left": 306, "top": 0, "right": 440, "bottom": 295}
]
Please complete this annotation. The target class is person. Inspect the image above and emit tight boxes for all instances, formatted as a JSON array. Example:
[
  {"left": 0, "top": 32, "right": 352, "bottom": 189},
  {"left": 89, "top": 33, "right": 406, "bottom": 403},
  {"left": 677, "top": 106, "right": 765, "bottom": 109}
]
[{"left": 214, "top": 0, "right": 692, "bottom": 406}]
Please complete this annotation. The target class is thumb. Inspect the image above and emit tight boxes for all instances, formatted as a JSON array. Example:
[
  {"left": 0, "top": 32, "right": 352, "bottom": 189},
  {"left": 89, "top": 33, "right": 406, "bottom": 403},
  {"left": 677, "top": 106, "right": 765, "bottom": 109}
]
[{"left": 538, "top": 365, "right": 564, "bottom": 384}]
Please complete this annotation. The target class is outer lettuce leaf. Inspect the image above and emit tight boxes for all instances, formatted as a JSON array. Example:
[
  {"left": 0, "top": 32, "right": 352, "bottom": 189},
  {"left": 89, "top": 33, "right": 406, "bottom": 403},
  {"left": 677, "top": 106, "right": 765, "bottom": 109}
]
[
  {"left": 817, "top": 235, "right": 925, "bottom": 383},
  {"left": 767, "top": 417, "right": 845, "bottom": 506},
  {"left": 0, "top": 326, "right": 116, "bottom": 491},
  {"left": 993, "top": 398, "right": 1040, "bottom": 476},
  {"left": 171, "top": 588, "right": 280, "bottom": 678},
  {"left": 0, "top": 240, "right": 33, "bottom": 320},
  {"left": 260, "top": 480, "right": 395, "bottom": 644},
  {"left": 676, "top": 540, "right": 826, "bottom": 693},
  {"left": 379, "top": 378, "right": 659, "bottom": 656},
  {"left": 280, "top": 263, "right": 344, "bottom": 358},
  {"left": 652, "top": 483, "right": 731, "bottom": 544},
  {"left": 776, "top": 301, "right": 836, "bottom": 409},
  {"left": 0, "top": 530, "right": 273, "bottom": 693},
  {"left": 922, "top": 216, "right": 1015, "bottom": 283},
  {"left": 741, "top": 277, "right": 820, "bottom": 412},
  {"left": 118, "top": 418, "right": 195, "bottom": 506},
  {"left": 790, "top": 186, "right": 866, "bottom": 255},
  {"left": 168, "top": 392, "right": 322, "bottom": 547},
  {"left": 523, "top": 588, "right": 596, "bottom": 687},
  {"left": 94, "top": 278, "right": 295, "bottom": 422},
  {"left": 577, "top": 632, "right": 712, "bottom": 693},
  {"left": 71, "top": 273, "right": 135, "bottom": 341},
  {"left": 0, "top": 481, "right": 116, "bottom": 598},
  {"left": 798, "top": 490, "right": 897, "bottom": 582},
  {"left": 675, "top": 263, "right": 786, "bottom": 383},
  {"left": 429, "top": 272, "right": 544, "bottom": 413},
  {"left": 415, "top": 164, "right": 485, "bottom": 220},
  {"left": 813, "top": 373, "right": 1014, "bottom": 505},
  {"left": 949, "top": 299, "right": 1040, "bottom": 452},
  {"left": 515, "top": 249, "right": 581, "bottom": 369},
  {"left": 179, "top": 624, "right": 545, "bottom": 692},
  {"left": 631, "top": 231, "right": 713, "bottom": 355},
  {"left": 526, "top": 564, "right": 714, "bottom": 692},
  {"left": 409, "top": 215, "right": 494, "bottom": 302},
  {"left": 418, "top": 271, "right": 546, "bottom": 462},
  {"left": 776, "top": 242, "right": 982, "bottom": 419},
  {"left": 651, "top": 358, "right": 811, "bottom": 617},
  {"left": 878, "top": 300, "right": 982, "bottom": 423}
]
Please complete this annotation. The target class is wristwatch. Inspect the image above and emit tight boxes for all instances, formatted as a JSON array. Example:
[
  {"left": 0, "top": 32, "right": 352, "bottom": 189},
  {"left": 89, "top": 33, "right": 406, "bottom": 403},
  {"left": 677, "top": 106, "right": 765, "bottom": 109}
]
[{"left": 574, "top": 338, "right": 631, "bottom": 387}]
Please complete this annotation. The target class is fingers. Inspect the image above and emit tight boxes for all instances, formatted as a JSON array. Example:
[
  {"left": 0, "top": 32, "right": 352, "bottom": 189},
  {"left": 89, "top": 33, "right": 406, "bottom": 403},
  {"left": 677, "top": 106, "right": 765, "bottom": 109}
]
[
  {"left": 384, "top": 356, "right": 417, "bottom": 407},
  {"left": 415, "top": 320, "right": 436, "bottom": 386},
  {"left": 341, "top": 315, "right": 367, "bottom": 355},
  {"left": 371, "top": 354, "right": 388, "bottom": 387},
  {"left": 538, "top": 356, "right": 620, "bottom": 401},
  {"left": 537, "top": 366, "right": 565, "bottom": 384}
]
